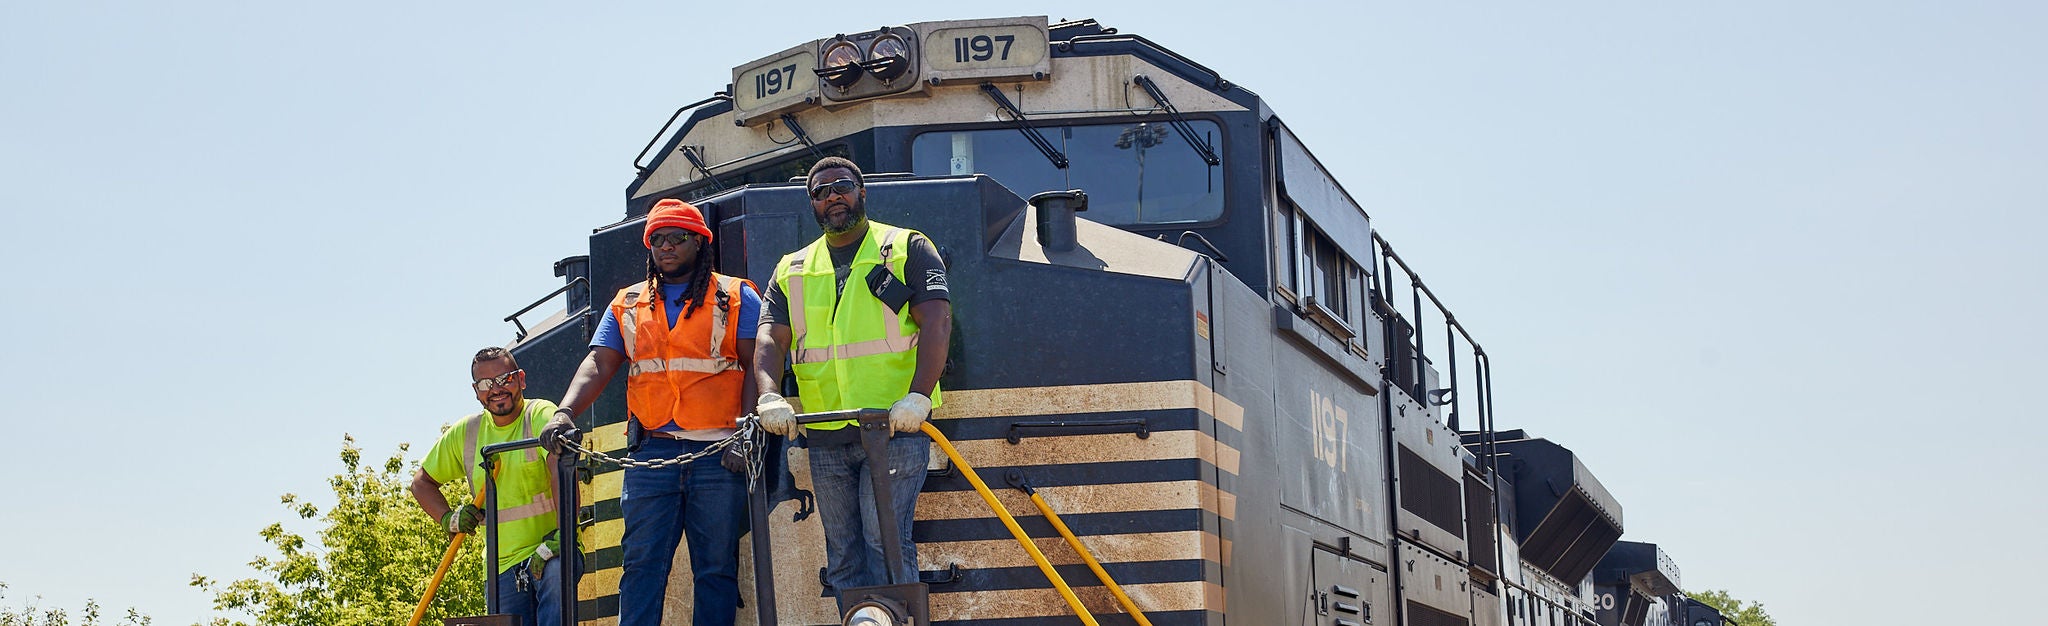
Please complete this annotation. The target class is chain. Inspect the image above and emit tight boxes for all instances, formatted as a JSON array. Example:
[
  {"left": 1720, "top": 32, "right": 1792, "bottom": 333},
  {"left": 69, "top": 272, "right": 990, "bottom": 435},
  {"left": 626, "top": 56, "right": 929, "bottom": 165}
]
[{"left": 558, "top": 419, "right": 756, "bottom": 471}]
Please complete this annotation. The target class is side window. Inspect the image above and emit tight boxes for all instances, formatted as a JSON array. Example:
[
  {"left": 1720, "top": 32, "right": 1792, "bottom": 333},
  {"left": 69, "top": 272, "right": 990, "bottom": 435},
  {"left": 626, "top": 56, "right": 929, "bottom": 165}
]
[
  {"left": 1290, "top": 204, "right": 1307, "bottom": 296},
  {"left": 1293, "top": 209, "right": 1360, "bottom": 341}
]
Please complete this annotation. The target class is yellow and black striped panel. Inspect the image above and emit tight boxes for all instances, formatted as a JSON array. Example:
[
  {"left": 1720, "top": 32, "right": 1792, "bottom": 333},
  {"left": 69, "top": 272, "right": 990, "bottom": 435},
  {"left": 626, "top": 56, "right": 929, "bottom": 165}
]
[
  {"left": 572, "top": 381, "right": 1243, "bottom": 626},
  {"left": 571, "top": 416, "right": 630, "bottom": 625}
]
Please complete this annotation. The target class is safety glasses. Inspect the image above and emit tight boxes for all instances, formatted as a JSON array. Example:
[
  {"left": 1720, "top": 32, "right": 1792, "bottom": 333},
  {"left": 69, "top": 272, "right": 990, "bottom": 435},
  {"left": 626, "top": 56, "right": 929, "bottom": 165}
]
[
  {"left": 472, "top": 369, "right": 523, "bottom": 392},
  {"left": 809, "top": 178, "right": 860, "bottom": 200},
  {"left": 648, "top": 231, "right": 697, "bottom": 248}
]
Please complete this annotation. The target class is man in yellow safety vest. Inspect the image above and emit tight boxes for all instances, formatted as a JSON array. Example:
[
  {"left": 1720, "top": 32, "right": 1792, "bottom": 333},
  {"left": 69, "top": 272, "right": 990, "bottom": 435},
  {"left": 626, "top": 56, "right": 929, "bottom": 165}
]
[
  {"left": 411, "top": 347, "right": 569, "bottom": 626},
  {"left": 754, "top": 156, "right": 954, "bottom": 596}
]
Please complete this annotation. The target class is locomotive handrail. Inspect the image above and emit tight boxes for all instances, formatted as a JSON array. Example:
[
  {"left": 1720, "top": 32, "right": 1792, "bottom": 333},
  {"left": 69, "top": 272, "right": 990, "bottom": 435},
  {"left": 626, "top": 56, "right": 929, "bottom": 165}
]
[
  {"left": 475, "top": 437, "right": 581, "bottom": 626},
  {"left": 1371, "top": 232, "right": 1483, "bottom": 355},
  {"left": 920, "top": 421, "right": 1101, "bottom": 625},
  {"left": 1059, "top": 33, "right": 1230, "bottom": 90},
  {"left": 1006, "top": 418, "right": 1149, "bottom": 444},
  {"left": 503, "top": 276, "right": 588, "bottom": 341},
  {"left": 633, "top": 93, "right": 732, "bottom": 175},
  {"left": 792, "top": 407, "right": 890, "bottom": 425},
  {"left": 1176, "top": 230, "right": 1230, "bottom": 262},
  {"left": 1005, "top": 470, "right": 1156, "bottom": 626},
  {"left": 1371, "top": 229, "right": 1508, "bottom": 622}
]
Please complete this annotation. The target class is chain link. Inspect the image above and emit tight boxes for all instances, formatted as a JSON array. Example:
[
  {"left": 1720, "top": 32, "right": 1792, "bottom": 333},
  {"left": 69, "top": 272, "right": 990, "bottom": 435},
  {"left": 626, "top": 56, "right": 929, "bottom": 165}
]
[{"left": 558, "top": 419, "right": 756, "bottom": 471}]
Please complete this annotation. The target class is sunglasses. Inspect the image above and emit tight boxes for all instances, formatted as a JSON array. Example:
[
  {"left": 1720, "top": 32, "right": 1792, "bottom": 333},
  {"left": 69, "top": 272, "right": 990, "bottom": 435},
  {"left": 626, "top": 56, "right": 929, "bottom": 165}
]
[
  {"left": 472, "top": 369, "right": 523, "bottom": 392},
  {"left": 648, "top": 231, "right": 697, "bottom": 248},
  {"left": 809, "top": 178, "right": 860, "bottom": 201}
]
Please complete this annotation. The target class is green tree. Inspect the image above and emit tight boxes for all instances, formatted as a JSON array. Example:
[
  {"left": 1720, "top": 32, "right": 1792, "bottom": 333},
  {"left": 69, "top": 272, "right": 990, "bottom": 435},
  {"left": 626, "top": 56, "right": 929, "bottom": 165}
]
[
  {"left": 0, "top": 583, "right": 151, "bottom": 626},
  {"left": 1687, "top": 589, "right": 1777, "bottom": 626},
  {"left": 191, "top": 436, "right": 486, "bottom": 626}
]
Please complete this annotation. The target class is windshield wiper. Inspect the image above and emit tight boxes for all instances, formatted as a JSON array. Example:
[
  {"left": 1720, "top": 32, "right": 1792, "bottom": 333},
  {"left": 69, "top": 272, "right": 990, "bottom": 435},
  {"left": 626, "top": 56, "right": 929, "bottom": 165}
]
[
  {"left": 680, "top": 145, "right": 726, "bottom": 191},
  {"left": 979, "top": 83, "right": 1069, "bottom": 170},
  {"left": 779, "top": 113, "right": 826, "bottom": 159},
  {"left": 1132, "top": 74, "right": 1221, "bottom": 166}
]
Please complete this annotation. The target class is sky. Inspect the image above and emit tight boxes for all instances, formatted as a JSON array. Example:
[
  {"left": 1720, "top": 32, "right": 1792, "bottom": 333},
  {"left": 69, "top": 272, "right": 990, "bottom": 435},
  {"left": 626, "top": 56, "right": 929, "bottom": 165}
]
[{"left": 2, "top": 2, "right": 2043, "bottom": 625}]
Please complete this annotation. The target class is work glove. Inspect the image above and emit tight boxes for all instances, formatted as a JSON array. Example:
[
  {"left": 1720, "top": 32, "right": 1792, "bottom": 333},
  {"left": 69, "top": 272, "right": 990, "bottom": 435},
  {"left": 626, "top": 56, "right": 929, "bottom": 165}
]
[
  {"left": 525, "top": 532, "right": 560, "bottom": 581},
  {"left": 889, "top": 391, "right": 932, "bottom": 433},
  {"left": 539, "top": 408, "right": 581, "bottom": 454},
  {"left": 442, "top": 503, "right": 482, "bottom": 535},
  {"left": 757, "top": 393, "right": 795, "bottom": 436}
]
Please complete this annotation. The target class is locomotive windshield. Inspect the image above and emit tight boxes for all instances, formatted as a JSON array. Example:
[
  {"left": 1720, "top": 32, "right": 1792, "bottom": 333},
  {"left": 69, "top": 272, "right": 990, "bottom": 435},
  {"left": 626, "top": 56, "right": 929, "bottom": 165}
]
[{"left": 910, "top": 120, "right": 1224, "bottom": 226}]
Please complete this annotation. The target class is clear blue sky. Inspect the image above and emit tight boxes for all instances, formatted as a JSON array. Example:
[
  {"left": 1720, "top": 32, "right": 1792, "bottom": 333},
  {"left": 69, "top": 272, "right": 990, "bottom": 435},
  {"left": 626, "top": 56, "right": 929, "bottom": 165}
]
[{"left": 3, "top": 2, "right": 2041, "bottom": 625}]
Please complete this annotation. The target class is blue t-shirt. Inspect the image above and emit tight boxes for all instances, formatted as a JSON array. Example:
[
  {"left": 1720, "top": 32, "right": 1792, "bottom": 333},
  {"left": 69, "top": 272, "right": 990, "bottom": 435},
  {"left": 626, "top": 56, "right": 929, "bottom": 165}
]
[{"left": 592, "top": 280, "right": 762, "bottom": 353}]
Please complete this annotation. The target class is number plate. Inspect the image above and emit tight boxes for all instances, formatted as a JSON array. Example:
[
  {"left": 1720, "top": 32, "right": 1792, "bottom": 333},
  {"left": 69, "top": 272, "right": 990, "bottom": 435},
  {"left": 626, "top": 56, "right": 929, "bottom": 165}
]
[
  {"left": 917, "top": 16, "right": 1050, "bottom": 83},
  {"left": 732, "top": 43, "right": 818, "bottom": 125}
]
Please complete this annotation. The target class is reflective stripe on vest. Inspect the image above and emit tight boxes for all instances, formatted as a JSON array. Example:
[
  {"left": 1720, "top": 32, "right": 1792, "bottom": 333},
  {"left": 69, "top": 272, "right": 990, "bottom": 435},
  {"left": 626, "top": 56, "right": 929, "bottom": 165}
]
[
  {"left": 611, "top": 274, "right": 751, "bottom": 430},
  {"left": 456, "top": 401, "right": 555, "bottom": 523},
  {"left": 772, "top": 222, "right": 940, "bottom": 430},
  {"left": 460, "top": 401, "right": 544, "bottom": 487}
]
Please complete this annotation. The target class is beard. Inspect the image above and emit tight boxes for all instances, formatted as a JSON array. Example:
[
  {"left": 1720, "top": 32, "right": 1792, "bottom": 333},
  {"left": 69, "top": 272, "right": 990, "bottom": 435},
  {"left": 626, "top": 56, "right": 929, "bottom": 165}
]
[
  {"left": 816, "top": 197, "right": 866, "bottom": 235},
  {"left": 660, "top": 262, "right": 693, "bottom": 280},
  {"left": 485, "top": 395, "right": 520, "bottom": 418}
]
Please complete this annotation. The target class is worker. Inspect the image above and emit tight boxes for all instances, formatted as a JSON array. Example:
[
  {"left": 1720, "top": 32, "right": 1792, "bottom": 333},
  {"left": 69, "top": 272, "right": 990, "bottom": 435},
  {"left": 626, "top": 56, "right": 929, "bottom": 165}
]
[
  {"left": 539, "top": 198, "right": 759, "bottom": 626},
  {"left": 411, "top": 347, "right": 571, "bottom": 626},
  {"left": 754, "top": 156, "right": 954, "bottom": 596}
]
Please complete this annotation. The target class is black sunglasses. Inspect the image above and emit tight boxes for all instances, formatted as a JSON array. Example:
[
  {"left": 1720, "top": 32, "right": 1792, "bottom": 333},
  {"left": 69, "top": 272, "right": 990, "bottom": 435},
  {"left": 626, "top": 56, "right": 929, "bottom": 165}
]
[{"left": 809, "top": 178, "right": 860, "bottom": 200}]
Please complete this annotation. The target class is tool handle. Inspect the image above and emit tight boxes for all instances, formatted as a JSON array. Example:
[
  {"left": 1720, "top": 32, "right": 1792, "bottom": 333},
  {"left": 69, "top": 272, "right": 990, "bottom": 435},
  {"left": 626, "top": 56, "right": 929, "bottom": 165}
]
[{"left": 409, "top": 532, "right": 468, "bottom": 626}]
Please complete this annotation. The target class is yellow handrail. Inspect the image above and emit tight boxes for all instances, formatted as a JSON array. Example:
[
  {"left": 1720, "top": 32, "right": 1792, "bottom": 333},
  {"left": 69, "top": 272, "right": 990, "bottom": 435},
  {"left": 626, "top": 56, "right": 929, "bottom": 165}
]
[
  {"left": 1025, "top": 490, "right": 1154, "bottom": 626},
  {"left": 921, "top": 422, "right": 1099, "bottom": 626}
]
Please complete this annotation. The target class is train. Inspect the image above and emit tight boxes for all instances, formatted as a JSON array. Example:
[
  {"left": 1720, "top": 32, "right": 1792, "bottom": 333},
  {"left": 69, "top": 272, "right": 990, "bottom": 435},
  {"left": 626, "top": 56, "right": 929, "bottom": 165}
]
[{"left": 495, "top": 15, "right": 1733, "bottom": 626}]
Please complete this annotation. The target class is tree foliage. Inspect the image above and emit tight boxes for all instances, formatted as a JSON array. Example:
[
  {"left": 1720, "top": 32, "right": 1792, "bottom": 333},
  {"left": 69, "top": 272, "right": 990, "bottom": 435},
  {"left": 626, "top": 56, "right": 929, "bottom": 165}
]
[
  {"left": 191, "top": 436, "right": 486, "bottom": 626},
  {"left": 0, "top": 583, "right": 150, "bottom": 626},
  {"left": 1687, "top": 589, "right": 1778, "bottom": 626}
]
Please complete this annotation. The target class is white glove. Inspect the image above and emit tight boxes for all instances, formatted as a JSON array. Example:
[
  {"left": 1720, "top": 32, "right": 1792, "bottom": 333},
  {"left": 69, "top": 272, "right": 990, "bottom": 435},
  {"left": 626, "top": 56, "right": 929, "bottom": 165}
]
[
  {"left": 889, "top": 392, "right": 932, "bottom": 433},
  {"left": 757, "top": 393, "right": 796, "bottom": 436}
]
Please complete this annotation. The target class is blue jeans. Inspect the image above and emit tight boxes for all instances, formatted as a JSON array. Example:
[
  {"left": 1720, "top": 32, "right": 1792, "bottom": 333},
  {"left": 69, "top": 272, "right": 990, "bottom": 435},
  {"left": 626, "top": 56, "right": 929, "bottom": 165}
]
[
  {"left": 619, "top": 437, "right": 749, "bottom": 626},
  {"left": 808, "top": 431, "right": 929, "bottom": 593},
  {"left": 492, "top": 551, "right": 575, "bottom": 626}
]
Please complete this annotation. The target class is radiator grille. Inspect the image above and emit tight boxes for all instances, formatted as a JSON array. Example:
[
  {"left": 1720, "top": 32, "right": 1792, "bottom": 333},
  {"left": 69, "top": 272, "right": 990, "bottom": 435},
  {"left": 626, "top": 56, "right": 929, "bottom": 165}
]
[{"left": 1398, "top": 445, "right": 1465, "bottom": 536}]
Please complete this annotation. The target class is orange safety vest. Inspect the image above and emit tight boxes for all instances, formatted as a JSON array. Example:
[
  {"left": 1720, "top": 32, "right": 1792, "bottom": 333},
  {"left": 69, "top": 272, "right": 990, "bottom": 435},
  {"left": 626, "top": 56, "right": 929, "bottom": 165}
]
[{"left": 608, "top": 273, "right": 751, "bottom": 431}]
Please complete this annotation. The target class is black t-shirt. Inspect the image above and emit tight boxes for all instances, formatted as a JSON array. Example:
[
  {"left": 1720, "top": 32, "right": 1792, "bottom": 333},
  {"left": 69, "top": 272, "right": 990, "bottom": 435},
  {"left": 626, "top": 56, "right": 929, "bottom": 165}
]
[{"left": 762, "top": 231, "right": 948, "bottom": 326}]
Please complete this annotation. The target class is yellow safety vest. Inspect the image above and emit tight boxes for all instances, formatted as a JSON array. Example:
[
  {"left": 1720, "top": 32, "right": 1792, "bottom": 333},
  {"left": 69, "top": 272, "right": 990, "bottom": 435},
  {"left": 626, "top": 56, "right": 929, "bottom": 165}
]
[{"left": 772, "top": 221, "right": 942, "bottom": 430}]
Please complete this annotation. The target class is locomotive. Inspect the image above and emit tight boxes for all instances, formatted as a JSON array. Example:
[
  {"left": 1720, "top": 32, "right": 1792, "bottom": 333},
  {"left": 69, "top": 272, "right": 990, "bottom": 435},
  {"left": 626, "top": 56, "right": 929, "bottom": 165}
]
[{"left": 496, "top": 16, "right": 1731, "bottom": 626}]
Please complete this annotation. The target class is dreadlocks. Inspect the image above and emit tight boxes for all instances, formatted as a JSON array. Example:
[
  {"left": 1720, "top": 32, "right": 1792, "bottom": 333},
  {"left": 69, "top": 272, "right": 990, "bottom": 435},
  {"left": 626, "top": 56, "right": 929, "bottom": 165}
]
[{"left": 647, "top": 241, "right": 718, "bottom": 320}]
